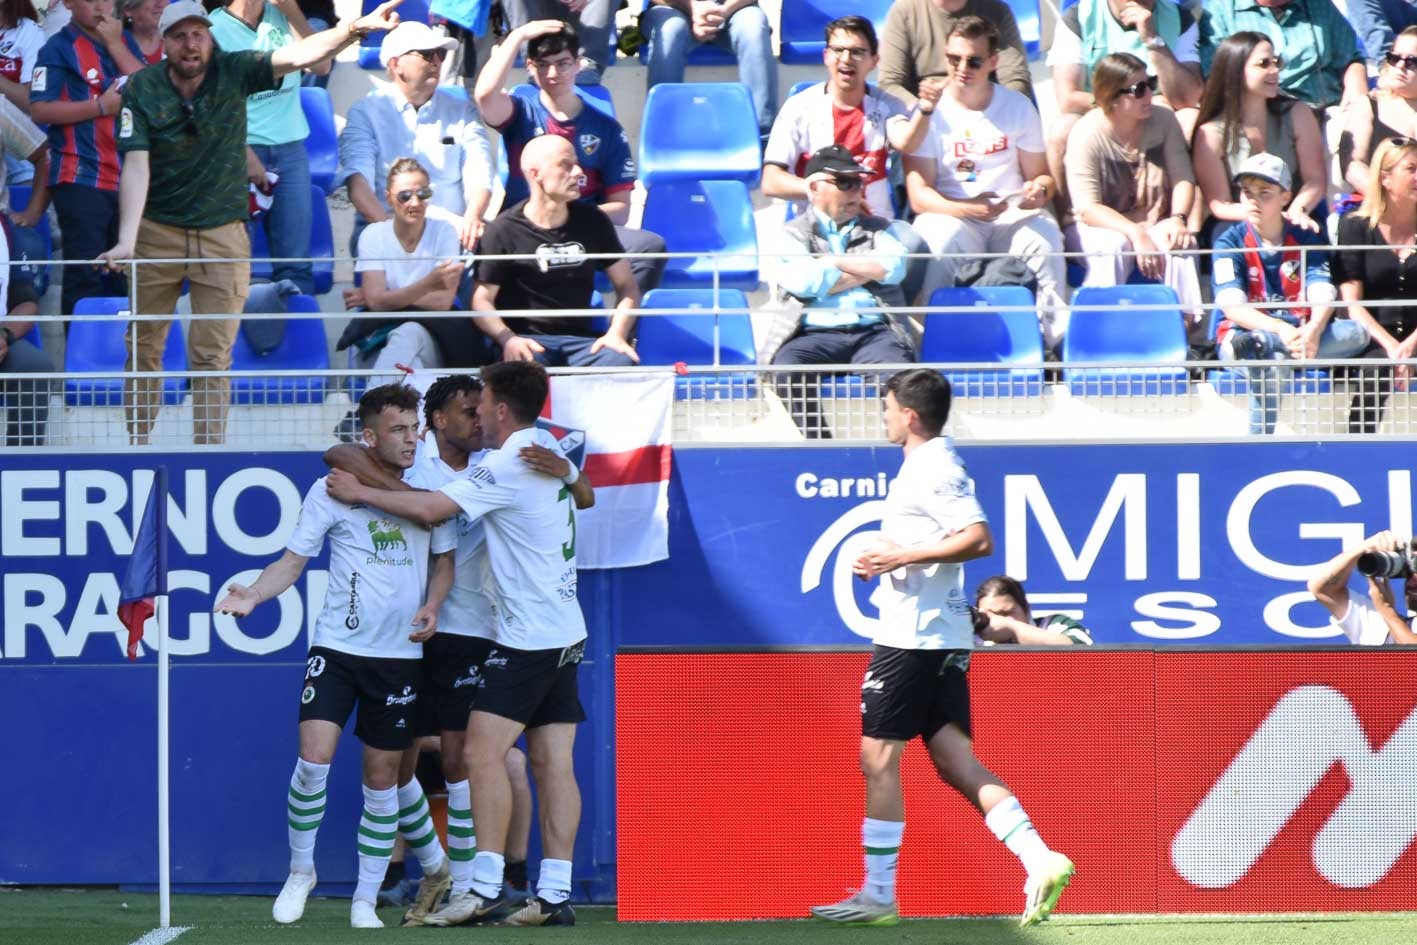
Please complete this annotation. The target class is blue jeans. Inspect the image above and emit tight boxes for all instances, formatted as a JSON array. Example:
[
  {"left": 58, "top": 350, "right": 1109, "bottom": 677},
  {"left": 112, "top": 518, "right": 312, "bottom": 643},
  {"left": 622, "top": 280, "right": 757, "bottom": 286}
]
[
  {"left": 1221, "top": 315, "right": 1369, "bottom": 434},
  {"left": 643, "top": 3, "right": 778, "bottom": 134},
  {"left": 251, "top": 141, "right": 314, "bottom": 295},
  {"left": 525, "top": 334, "right": 636, "bottom": 367}
]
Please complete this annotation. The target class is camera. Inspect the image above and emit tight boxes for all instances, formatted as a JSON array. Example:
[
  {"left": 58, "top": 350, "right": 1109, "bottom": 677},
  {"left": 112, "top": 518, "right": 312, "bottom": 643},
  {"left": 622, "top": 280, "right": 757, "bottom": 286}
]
[{"left": 1357, "top": 546, "right": 1417, "bottom": 579}]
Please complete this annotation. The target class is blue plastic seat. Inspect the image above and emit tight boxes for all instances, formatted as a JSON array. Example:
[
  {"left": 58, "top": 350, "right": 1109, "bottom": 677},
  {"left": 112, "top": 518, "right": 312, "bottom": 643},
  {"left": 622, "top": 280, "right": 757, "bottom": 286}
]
[
  {"left": 640, "top": 180, "right": 759, "bottom": 290},
  {"left": 921, "top": 286, "right": 1044, "bottom": 396},
  {"left": 65, "top": 298, "right": 187, "bottom": 407},
  {"left": 230, "top": 296, "right": 330, "bottom": 405},
  {"left": 639, "top": 288, "right": 756, "bottom": 400},
  {"left": 788, "top": 79, "right": 819, "bottom": 99},
  {"left": 1006, "top": 0, "right": 1043, "bottom": 59},
  {"left": 1063, "top": 285, "right": 1190, "bottom": 395},
  {"left": 8, "top": 184, "right": 54, "bottom": 295},
  {"left": 249, "top": 184, "right": 335, "bottom": 294},
  {"left": 638, "top": 83, "right": 761, "bottom": 187},
  {"left": 779, "top": 1, "right": 895, "bottom": 63},
  {"left": 300, "top": 87, "right": 338, "bottom": 195},
  {"left": 359, "top": 0, "right": 430, "bottom": 68}
]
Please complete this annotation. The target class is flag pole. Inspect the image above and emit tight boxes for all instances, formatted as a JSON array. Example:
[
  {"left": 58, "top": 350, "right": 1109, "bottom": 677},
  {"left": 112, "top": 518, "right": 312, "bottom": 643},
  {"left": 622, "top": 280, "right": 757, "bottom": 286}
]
[{"left": 157, "top": 591, "right": 171, "bottom": 928}]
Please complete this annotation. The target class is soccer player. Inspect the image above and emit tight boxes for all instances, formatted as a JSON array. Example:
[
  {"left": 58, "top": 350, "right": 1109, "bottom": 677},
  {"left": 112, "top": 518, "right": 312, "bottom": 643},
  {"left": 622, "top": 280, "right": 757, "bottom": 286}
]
[
  {"left": 214, "top": 383, "right": 456, "bottom": 930},
  {"left": 324, "top": 372, "right": 593, "bottom": 924},
  {"left": 811, "top": 369, "right": 1075, "bottom": 929},
  {"left": 326, "top": 361, "right": 589, "bottom": 927}
]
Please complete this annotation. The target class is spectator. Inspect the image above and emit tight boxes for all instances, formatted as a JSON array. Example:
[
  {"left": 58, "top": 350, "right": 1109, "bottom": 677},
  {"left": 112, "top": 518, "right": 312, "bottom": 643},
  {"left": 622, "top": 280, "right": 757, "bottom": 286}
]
[
  {"left": 211, "top": 0, "right": 328, "bottom": 297},
  {"left": 641, "top": 0, "right": 777, "bottom": 137},
  {"left": 0, "top": 221, "right": 54, "bottom": 446},
  {"left": 1331, "top": 137, "right": 1417, "bottom": 433},
  {"left": 31, "top": 0, "right": 144, "bottom": 321},
  {"left": 100, "top": 0, "right": 404, "bottom": 444},
  {"left": 0, "top": 0, "right": 45, "bottom": 110},
  {"left": 502, "top": 0, "right": 613, "bottom": 84},
  {"left": 760, "top": 144, "right": 914, "bottom": 440},
  {"left": 905, "top": 16, "right": 1066, "bottom": 348},
  {"left": 1193, "top": 32, "right": 1326, "bottom": 236},
  {"left": 120, "top": 0, "right": 165, "bottom": 64},
  {"left": 334, "top": 158, "right": 480, "bottom": 439},
  {"left": 880, "top": 0, "right": 1032, "bottom": 104},
  {"left": 476, "top": 19, "right": 665, "bottom": 296},
  {"left": 1045, "top": 0, "right": 1203, "bottom": 218},
  {"left": 340, "top": 20, "right": 494, "bottom": 253},
  {"left": 1344, "top": 0, "right": 1417, "bottom": 75},
  {"left": 1307, "top": 530, "right": 1417, "bottom": 643},
  {"left": 473, "top": 134, "right": 638, "bottom": 366},
  {"left": 40, "top": 0, "right": 69, "bottom": 37},
  {"left": 0, "top": 94, "right": 50, "bottom": 228},
  {"left": 1198, "top": 0, "right": 1366, "bottom": 112},
  {"left": 1212, "top": 153, "right": 1366, "bottom": 434},
  {"left": 1065, "top": 53, "right": 1203, "bottom": 320},
  {"left": 973, "top": 575, "right": 1094, "bottom": 645},
  {"left": 1341, "top": 25, "right": 1417, "bottom": 195}
]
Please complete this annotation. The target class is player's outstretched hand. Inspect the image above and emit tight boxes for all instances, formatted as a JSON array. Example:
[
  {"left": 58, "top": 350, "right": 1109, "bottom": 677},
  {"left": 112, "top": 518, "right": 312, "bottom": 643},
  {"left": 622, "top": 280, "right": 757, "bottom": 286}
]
[
  {"left": 215, "top": 583, "right": 261, "bottom": 617},
  {"left": 409, "top": 604, "right": 438, "bottom": 642},
  {"left": 520, "top": 443, "right": 571, "bottom": 479},
  {"left": 853, "top": 538, "right": 906, "bottom": 580}
]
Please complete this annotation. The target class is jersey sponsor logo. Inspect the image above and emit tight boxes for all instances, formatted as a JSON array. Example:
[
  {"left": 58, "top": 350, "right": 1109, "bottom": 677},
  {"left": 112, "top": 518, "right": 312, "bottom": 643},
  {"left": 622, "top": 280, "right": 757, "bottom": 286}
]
[
  {"left": 483, "top": 648, "right": 508, "bottom": 668},
  {"left": 84, "top": 67, "right": 100, "bottom": 86},
  {"left": 367, "top": 520, "right": 408, "bottom": 553},
  {"left": 579, "top": 133, "right": 600, "bottom": 155},
  {"left": 1172, "top": 684, "right": 1417, "bottom": 888},
  {"left": 452, "top": 665, "right": 483, "bottom": 689},
  {"left": 385, "top": 684, "right": 417, "bottom": 706},
  {"left": 535, "top": 241, "right": 588, "bottom": 272},
  {"left": 119, "top": 107, "right": 133, "bottom": 139},
  {"left": 935, "top": 476, "right": 974, "bottom": 498},
  {"left": 30, "top": 65, "right": 43, "bottom": 92},
  {"left": 301, "top": 685, "right": 316, "bottom": 704},
  {"left": 345, "top": 572, "right": 361, "bottom": 630}
]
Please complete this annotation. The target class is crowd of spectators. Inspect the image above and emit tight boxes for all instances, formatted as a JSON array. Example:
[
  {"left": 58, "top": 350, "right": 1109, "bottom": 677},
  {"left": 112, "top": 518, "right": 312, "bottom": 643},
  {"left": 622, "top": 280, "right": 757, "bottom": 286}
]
[{"left": 12, "top": 0, "right": 1417, "bottom": 445}]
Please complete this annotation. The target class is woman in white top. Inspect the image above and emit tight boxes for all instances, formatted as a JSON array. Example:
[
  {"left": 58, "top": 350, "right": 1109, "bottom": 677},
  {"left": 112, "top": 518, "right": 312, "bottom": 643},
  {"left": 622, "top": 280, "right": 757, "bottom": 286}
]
[{"left": 0, "top": 0, "right": 44, "bottom": 111}]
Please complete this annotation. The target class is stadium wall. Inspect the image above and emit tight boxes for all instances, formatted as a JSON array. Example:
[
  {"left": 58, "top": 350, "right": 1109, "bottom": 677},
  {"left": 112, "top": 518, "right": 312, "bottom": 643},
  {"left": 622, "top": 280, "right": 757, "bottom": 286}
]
[{"left": 1, "top": 442, "right": 1414, "bottom": 899}]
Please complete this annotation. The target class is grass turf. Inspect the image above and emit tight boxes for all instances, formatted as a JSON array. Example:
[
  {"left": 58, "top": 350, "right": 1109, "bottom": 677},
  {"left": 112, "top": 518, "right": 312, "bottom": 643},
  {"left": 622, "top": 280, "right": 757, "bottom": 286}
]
[{"left": 2, "top": 889, "right": 1415, "bottom": 945}]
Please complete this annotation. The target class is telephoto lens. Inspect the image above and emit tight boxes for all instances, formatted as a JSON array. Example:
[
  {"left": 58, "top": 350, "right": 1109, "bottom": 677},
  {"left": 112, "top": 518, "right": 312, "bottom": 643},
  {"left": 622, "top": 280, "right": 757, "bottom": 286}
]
[{"left": 1356, "top": 550, "right": 1414, "bottom": 578}]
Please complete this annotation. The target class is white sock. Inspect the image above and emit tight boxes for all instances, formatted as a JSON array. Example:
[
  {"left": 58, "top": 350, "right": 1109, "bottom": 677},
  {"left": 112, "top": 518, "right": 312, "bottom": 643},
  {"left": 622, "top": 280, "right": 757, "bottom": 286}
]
[
  {"left": 862, "top": 818, "right": 904, "bottom": 904},
  {"left": 537, "top": 858, "right": 573, "bottom": 904},
  {"left": 984, "top": 795, "right": 1052, "bottom": 875},
  {"left": 354, "top": 784, "right": 399, "bottom": 904},
  {"left": 396, "top": 779, "right": 447, "bottom": 874},
  {"left": 470, "top": 850, "right": 505, "bottom": 900},
  {"left": 445, "top": 780, "right": 475, "bottom": 894},
  {"left": 287, "top": 758, "right": 329, "bottom": 873}
]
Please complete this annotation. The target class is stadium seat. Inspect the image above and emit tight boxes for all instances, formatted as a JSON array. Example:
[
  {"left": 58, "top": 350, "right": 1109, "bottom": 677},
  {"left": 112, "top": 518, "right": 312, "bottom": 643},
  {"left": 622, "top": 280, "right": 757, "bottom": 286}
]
[
  {"left": 921, "top": 286, "right": 1044, "bottom": 396},
  {"left": 65, "top": 298, "right": 187, "bottom": 407},
  {"left": 359, "top": 0, "right": 430, "bottom": 68},
  {"left": 8, "top": 184, "right": 54, "bottom": 296},
  {"left": 638, "top": 83, "right": 761, "bottom": 187},
  {"left": 1006, "top": 0, "right": 1043, "bottom": 59},
  {"left": 300, "top": 87, "right": 338, "bottom": 195},
  {"left": 639, "top": 288, "right": 756, "bottom": 401},
  {"left": 788, "top": 79, "right": 818, "bottom": 98},
  {"left": 779, "top": 1, "right": 895, "bottom": 63},
  {"left": 249, "top": 184, "right": 335, "bottom": 294},
  {"left": 230, "top": 296, "right": 330, "bottom": 405},
  {"left": 640, "top": 180, "right": 759, "bottom": 290},
  {"left": 1063, "top": 285, "right": 1190, "bottom": 395}
]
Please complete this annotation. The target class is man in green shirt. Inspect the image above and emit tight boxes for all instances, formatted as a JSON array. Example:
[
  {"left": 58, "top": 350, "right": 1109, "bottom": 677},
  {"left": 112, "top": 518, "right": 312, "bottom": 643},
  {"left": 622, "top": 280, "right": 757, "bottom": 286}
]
[{"left": 100, "top": 0, "right": 404, "bottom": 445}]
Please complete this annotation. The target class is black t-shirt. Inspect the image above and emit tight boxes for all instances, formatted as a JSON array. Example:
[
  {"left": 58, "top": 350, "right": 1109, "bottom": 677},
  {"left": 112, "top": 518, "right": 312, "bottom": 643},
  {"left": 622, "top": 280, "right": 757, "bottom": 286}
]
[
  {"left": 475, "top": 199, "right": 624, "bottom": 338},
  {"left": 1333, "top": 213, "right": 1417, "bottom": 340}
]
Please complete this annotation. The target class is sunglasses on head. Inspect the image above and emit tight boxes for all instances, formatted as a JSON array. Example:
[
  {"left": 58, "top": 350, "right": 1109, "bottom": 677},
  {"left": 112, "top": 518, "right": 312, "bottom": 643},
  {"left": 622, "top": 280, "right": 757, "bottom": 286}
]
[
  {"left": 1387, "top": 52, "right": 1417, "bottom": 71},
  {"left": 179, "top": 100, "right": 198, "bottom": 136},
  {"left": 945, "top": 53, "right": 987, "bottom": 71},
  {"left": 395, "top": 186, "right": 434, "bottom": 204},
  {"left": 1118, "top": 75, "right": 1159, "bottom": 98}
]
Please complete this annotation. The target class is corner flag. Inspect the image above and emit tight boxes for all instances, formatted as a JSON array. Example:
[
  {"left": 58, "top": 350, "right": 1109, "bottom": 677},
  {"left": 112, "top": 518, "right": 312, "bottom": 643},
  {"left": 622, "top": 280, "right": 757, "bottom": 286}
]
[{"left": 119, "top": 467, "right": 169, "bottom": 661}]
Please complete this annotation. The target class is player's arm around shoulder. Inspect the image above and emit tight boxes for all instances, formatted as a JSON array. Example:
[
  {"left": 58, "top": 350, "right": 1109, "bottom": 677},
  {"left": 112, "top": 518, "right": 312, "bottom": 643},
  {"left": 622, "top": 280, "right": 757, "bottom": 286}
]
[{"left": 325, "top": 469, "right": 460, "bottom": 527}]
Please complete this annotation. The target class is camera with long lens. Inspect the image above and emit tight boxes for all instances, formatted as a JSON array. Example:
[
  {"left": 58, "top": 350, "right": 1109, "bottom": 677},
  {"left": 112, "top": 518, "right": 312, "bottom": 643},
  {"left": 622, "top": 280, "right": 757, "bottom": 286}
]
[{"left": 1356, "top": 544, "right": 1417, "bottom": 578}]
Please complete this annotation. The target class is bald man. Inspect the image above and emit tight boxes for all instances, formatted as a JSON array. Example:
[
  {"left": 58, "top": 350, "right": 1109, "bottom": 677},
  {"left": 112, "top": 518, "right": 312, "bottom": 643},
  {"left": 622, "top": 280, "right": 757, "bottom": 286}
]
[{"left": 472, "top": 135, "right": 640, "bottom": 365}]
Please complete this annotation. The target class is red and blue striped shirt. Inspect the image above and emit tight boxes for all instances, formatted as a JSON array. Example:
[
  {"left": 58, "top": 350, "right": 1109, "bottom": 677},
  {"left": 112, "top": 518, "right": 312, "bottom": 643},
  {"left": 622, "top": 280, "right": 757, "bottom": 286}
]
[{"left": 32, "top": 25, "right": 141, "bottom": 191}]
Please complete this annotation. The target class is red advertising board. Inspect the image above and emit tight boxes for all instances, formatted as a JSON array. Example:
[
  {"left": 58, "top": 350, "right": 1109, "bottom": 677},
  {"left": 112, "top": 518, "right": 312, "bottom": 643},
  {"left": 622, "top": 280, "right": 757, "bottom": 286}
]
[{"left": 616, "top": 650, "right": 1417, "bottom": 920}]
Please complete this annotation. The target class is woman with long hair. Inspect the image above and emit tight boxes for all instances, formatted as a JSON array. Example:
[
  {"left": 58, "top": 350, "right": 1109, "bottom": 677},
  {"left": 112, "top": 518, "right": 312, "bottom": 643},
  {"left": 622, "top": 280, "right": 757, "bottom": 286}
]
[
  {"left": 973, "top": 575, "right": 1094, "bottom": 645},
  {"left": 1192, "top": 31, "right": 1325, "bottom": 233},
  {"left": 1342, "top": 25, "right": 1417, "bottom": 194},
  {"left": 0, "top": 0, "right": 43, "bottom": 110},
  {"left": 1332, "top": 138, "right": 1417, "bottom": 432}
]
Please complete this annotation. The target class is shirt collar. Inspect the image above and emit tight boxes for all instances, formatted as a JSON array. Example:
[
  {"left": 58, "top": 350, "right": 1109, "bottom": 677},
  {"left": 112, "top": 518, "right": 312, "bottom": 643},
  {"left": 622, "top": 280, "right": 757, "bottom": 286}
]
[{"left": 812, "top": 208, "right": 858, "bottom": 237}]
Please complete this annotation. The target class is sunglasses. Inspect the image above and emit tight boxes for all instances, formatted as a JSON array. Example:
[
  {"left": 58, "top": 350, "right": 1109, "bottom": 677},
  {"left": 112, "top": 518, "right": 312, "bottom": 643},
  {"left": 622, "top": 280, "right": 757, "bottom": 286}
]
[
  {"left": 1118, "top": 75, "right": 1159, "bottom": 98},
  {"left": 1253, "top": 55, "right": 1284, "bottom": 69},
  {"left": 179, "top": 100, "right": 198, "bottom": 137},
  {"left": 825, "top": 176, "right": 864, "bottom": 191},
  {"left": 395, "top": 186, "right": 434, "bottom": 204},
  {"left": 1387, "top": 52, "right": 1417, "bottom": 71},
  {"left": 945, "top": 53, "right": 987, "bottom": 71},
  {"left": 409, "top": 48, "right": 447, "bottom": 62}
]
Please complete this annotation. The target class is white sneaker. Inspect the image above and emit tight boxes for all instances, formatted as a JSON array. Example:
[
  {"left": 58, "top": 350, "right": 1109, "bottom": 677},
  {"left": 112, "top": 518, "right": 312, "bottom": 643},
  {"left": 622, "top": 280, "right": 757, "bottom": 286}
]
[
  {"left": 1021, "top": 852, "right": 1075, "bottom": 927},
  {"left": 810, "top": 890, "right": 899, "bottom": 926},
  {"left": 272, "top": 869, "right": 317, "bottom": 924},
  {"left": 351, "top": 898, "right": 384, "bottom": 929}
]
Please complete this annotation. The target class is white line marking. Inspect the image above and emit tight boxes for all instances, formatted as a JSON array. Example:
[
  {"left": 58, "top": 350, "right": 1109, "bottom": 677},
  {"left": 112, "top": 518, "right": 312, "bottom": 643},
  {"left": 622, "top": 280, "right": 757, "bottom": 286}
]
[{"left": 127, "top": 926, "right": 192, "bottom": 945}]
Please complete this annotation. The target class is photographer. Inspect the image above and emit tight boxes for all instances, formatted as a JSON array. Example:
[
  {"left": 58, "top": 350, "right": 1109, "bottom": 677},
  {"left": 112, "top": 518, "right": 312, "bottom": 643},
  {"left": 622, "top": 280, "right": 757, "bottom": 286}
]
[
  {"left": 1308, "top": 531, "right": 1417, "bottom": 645},
  {"left": 973, "top": 575, "right": 1094, "bottom": 646}
]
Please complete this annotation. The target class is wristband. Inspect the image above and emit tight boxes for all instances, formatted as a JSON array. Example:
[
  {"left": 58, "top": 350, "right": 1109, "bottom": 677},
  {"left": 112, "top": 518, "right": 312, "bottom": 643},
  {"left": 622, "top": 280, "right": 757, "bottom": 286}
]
[
  {"left": 96, "top": 97, "right": 106, "bottom": 117},
  {"left": 561, "top": 464, "right": 580, "bottom": 486}
]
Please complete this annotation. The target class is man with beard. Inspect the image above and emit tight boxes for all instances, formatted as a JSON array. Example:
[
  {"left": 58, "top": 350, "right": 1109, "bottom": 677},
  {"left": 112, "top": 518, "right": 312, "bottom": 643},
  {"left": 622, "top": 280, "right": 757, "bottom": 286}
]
[{"left": 99, "top": 0, "right": 403, "bottom": 446}]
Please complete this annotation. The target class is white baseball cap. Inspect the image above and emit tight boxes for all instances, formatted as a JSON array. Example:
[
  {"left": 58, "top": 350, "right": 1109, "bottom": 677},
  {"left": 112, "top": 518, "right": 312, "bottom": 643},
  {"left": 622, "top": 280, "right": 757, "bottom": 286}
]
[
  {"left": 379, "top": 22, "right": 459, "bottom": 67},
  {"left": 158, "top": 0, "right": 211, "bottom": 36},
  {"left": 1233, "top": 152, "right": 1293, "bottom": 192}
]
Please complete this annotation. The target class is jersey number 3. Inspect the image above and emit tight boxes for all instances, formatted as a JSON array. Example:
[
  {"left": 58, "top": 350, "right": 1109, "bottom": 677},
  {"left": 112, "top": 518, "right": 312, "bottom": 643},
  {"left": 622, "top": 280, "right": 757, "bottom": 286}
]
[{"left": 557, "top": 486, "right": 577, "bottom": 562}]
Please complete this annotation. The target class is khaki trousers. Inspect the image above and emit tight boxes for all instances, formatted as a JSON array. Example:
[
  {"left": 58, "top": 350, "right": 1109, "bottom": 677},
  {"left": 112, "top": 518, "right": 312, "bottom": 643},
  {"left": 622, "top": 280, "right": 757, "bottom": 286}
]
[{"left": 124, "top": 219, "right": 250, "bottom": 444}]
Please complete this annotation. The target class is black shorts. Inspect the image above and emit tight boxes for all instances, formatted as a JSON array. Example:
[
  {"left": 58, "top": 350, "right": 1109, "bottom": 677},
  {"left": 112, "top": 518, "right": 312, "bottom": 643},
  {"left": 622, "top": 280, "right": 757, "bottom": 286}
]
[
  {"left": 417, "top": 634, "right": 495, "bottom": 736},
  {"left": 475, "top": 640, "right": 587, "bottom": 729},
  {"left": 299, "top": 646, "right": 422, "bottom": 751},
  {"left": 860, "top": 645, "right": 972, "bottom": 742}
]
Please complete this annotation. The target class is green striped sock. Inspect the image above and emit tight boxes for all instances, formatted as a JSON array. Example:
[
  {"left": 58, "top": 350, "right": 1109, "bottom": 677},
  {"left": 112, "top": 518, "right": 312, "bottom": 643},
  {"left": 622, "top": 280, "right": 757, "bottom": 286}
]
[
  {"left": 397, "top": 780, "right": 447, "bottom": 873},
  {"left": 287, "top": 759, "right": 329, "bottom": 872},
  {"left": 445, "top": 780, "right": 475, "bottom": 894},
  {"left": 355, "top": 785, "right": 399, "bottom": 905}
]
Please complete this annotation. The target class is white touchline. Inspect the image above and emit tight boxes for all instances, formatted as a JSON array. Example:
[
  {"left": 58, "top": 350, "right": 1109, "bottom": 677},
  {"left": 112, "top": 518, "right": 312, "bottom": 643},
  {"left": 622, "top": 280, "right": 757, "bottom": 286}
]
[{"left": 128, "top": 927, "right": 193, "bottom": 945}]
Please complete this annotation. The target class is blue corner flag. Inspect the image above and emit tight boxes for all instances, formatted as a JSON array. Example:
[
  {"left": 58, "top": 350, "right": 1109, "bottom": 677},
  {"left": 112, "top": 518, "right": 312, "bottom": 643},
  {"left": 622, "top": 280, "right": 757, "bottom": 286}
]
[{"left": 119, "top": 467, "right": 169, "bottom": 661}]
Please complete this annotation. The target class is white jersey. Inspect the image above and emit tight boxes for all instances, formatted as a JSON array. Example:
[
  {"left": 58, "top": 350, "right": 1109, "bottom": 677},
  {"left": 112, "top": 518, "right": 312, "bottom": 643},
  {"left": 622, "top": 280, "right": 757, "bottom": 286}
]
[
  {"left": 440, "top": 426, "right": 586, "bottom": 651},
  {"left": 1333, "top": 593, "right": 1403, "bottom": 646},
  {"left": 911, "top": 85, "right": 1044, "bottom": 201},
  {"left": 406, "top": 436, "right": 495, "bottom": 640},
  {"left": 870, "top": 436, "right": 988, "bottom": 651},
  {"left": 288, "top": 478, "right": 456, "bottom": 660}
]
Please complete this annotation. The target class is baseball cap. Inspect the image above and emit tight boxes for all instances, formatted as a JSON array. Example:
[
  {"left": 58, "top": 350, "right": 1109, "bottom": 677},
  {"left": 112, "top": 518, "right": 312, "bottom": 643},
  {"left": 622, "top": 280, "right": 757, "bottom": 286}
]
[
  {"left": 380, "top": 22, "right": 459, "bottom": 67},
  {"left": 1233, "top": 152, "right": 1293, "bottom": 191},
  {"left": 158, "top": 0, "right": 211, "bottom": 36},
  {"left": 803, "top": 144, "right": 868, "bottom": 179}
]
